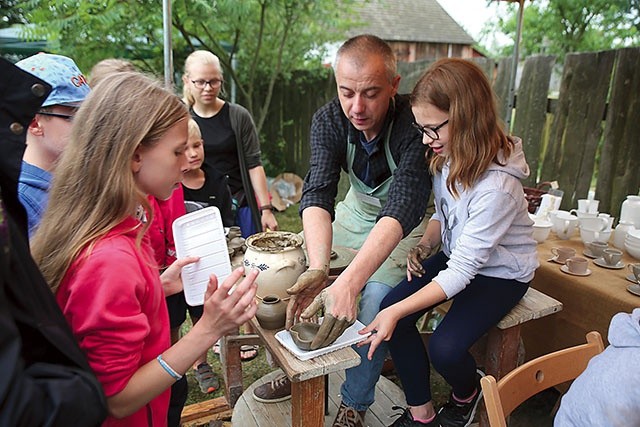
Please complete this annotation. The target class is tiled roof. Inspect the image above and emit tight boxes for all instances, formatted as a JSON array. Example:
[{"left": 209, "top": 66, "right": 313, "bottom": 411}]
[{"left": 346, "top": 0, "right": 476, "bottom": 45}]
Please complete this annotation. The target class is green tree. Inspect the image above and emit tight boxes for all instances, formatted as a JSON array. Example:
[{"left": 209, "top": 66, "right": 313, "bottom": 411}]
[
  {"left": 20, "top": 0, "right": 356, "bottom": 134},
  {"left": 481, "top": 0, "right": 639, "bottom": 59},
  {"left": 1, "top": 0, "right": 27, "bottom": 28}
]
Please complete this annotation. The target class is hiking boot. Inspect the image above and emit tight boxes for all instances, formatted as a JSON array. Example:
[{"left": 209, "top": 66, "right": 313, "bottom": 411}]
[
  {"left": 437, "top": 369, "right": 485, "bottom": 427},
  {"left": 388, "top": 406, "right": 442, "bottom": 426},
  {"left": 194, "top": 362, "right": 219, "bottom": 394},
  {"left": 252, "top": 374, "right": 291, "bottom": 403},
  {"left": 332, "top": 401, "right": 366, "bottom": 427}
]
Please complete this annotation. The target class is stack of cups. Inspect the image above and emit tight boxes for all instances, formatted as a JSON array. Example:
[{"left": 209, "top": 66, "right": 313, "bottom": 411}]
[{"left": 570, "top": 198, "right": 615, "bottom": 244}]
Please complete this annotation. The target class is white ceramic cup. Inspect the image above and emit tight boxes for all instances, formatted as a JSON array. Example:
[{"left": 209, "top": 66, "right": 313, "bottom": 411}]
[
  {"left": 551, "top": 212, "right": 579, "bottom": 239},
  {"left": 579, "top": 216, "right": 609, "bottom": 232},
  {"left": 597, "top": 213, "right": 615, "bottom": 230},
  {"left": 551, "top": 247, "right": 576, "bottom": 263},
  {"left": 565, "top": 256, "right": 589, "bottom": 274},
  {"left": 578, "top": 199, "right": 599, "bottom": 214},
  {"left": 628, "top": 263, "right": 640, "bottom": 282},
  {"left": 532, "top": 220, "right": 553, "bottom": 243},
  {"left": 580, "top": 225, "right": 612, "bottom": 244},
  {"left": 570, "top": 210, "right": 599, "bottom": 219}
]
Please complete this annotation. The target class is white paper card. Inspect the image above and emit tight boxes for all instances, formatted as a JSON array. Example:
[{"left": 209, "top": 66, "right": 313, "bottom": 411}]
[
  {"left": 172, "top": 206, "right": 231, "bottom": 306},
  {"left": 275, "top": 320, "right": 371, "bottom": 361}
]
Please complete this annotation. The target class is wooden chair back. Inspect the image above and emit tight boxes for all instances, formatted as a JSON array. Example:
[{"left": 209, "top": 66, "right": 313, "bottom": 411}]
[{"left": 480, "top": 331, "right": 604, "bottom": 427}]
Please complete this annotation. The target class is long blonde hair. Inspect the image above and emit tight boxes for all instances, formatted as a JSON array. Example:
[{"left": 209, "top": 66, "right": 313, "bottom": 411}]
[
  {"left": 410, "top": 58, "right": 511, "bottom": 198},
  {"left": 32, "top": 72, "right": 189, "bottom": 292},
  {"left": 182, "top": 50, "right": 223, "bottom": 108}
]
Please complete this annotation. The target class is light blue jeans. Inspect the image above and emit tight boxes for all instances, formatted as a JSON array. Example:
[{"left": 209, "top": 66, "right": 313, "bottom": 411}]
[{"left": 340, "top": 280, "right": 392, "bottom": 411}]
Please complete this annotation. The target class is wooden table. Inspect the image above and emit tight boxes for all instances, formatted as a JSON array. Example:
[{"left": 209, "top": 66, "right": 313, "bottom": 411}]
[
  {"left": 522, "top": 234, "right": 640, "bottom": 361},
  {"left": 242, "top": 317, "right": 361, "bottom": 427}
]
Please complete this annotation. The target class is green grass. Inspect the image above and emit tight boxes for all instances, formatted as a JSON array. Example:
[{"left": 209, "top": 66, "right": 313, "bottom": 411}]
[{"left": 273, "top": 205, "right": 303, "bottom": 233}]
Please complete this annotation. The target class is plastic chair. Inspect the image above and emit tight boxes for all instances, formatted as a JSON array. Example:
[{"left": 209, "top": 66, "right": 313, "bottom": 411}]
[{"left": 480, "top": 331, "right": 604, "bottom": 427}]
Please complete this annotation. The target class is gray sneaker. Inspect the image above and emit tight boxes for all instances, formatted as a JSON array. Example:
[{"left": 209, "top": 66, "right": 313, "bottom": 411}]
[{"left": 252, "top": 374, "right": 291, "bottom": 403}]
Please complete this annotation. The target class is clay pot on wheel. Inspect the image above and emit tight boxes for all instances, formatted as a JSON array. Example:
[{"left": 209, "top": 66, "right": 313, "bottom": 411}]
[
  {"left": 243, "top": 231, "right": 306, "bottom": 300},
  {"left": 255, "top": 295, "right": 287, "bottom": 330}
]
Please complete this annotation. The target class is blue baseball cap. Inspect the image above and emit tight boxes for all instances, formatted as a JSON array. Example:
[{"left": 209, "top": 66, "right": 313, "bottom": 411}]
[{"left": 16, "top": 53, "right": 90, "bottom": 107}]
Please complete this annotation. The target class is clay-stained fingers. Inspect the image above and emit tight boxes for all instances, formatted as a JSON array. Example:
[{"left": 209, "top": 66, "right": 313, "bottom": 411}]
[
  {"left": 286, "top": 269, "right": 327, "bottom": 295},
  {"left": 310, "top": 315, "right": 353, "bottom": 350}
]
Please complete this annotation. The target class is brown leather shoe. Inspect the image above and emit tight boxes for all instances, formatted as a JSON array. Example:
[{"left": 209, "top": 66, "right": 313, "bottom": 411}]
[
  {"left": 252, "top": 374, "right": 291, "bottom": 403},
  {"left": 332, "top": 401, "right": 366, "bottom": 427}
]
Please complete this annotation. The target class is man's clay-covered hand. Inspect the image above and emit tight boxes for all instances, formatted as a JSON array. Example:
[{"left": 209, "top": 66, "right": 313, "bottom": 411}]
[
  {"left": 285, "top": 269, "right": 328, "bottom": 329},
  {"left": 301, "top": 288, "right": 355, "bottom": 350}
]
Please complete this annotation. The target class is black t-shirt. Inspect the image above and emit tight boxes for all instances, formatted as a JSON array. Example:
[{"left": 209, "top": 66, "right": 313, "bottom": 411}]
[
  {"left": 182, "top": 164, "right": 235, "bottom": 227},
  {"left": 191, "top": 103, "right": 242, "bottom": 194}
]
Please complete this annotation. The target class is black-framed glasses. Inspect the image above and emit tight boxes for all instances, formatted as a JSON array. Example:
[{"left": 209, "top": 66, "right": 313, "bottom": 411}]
[
  {"left": 412, "top": 119, "right": 449, "bottom": 140},
  {"left": 191, "top": 79, "right": 223, "bottom": 90},
  {"left": 37, "top": 111, "right": 75, "bottom": 122}
]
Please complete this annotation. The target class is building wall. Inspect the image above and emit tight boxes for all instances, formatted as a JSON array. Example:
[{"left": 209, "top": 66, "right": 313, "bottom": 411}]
[{"left": 388, "top": 41, "right": 475, "bottom": 62}]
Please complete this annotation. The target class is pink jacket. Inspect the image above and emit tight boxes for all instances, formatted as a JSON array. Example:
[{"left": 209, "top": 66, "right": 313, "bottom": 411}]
[{"left": 56, "top": 217, "right": 171, "bottom": 427}]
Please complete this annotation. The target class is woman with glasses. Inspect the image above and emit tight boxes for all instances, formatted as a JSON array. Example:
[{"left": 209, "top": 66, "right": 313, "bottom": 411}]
[
  {"left": 359, "top": 58, "right": 538, "bottom": 427},
  {"left": 182, "top": 50, "right": 277, "bottom": 238}
]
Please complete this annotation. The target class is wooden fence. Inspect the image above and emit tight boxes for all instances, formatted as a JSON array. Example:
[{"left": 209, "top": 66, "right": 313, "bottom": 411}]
[{"left": 253, "top": 47, "right": 640, "bottom": 218}]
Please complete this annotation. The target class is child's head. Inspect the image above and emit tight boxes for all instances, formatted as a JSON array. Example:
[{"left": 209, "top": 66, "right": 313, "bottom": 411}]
[
  {"left": 186, "top": 119, "right": 205, "bottom": 172},
  {"left": 89, "top": 58, "right": 137, "bottom": 86},
  {"left": 65, "top": 71, "right": 189, "bottom": 202},
  {"left": 182, "top": 50, "right": 224, "bottom": 108},
  {"left": 32, "top": 71, "right": 189, "bottom": 290},
  {"left": 410, "top": 58, "right": 510, "bottom": 195}
]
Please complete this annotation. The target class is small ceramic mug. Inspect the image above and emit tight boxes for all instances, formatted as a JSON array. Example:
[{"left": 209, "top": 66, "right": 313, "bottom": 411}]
[
  {"left": 586, "top": 241, "right": 609, "bottom": 258},
  {"left": 565, "top": 256, "right": 588, "bottom": 275},
  {"left": 602, "top": 248, "right": 623, "bottom": 266},
  {"left": 628, "top": 263, "right": 640, "bottom": 282},
  {"left": 551, "top": 247, "right": 576, "bottom": 263}
]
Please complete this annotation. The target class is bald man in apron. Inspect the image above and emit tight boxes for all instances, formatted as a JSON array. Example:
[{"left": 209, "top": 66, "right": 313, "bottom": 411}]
[{"left": 252, "top": 35, "right": 432, "bottom": 427}]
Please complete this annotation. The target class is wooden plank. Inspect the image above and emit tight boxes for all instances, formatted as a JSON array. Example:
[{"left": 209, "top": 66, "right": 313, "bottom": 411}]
[
  {"left": 496, "top": 287, "right": 562, "bottom": 330},
  {"left": 542, "top": 51, "right": 615, "bottom": 210},
  {"left": 596, "top": 47, "right": 640, "bottom": 217},
  {"left": 180, "top": 396, "right": 232, "bottom": 425},
  {"left": 493, "top": 57, "right": 514, "bottom": 129},
  {"left": 512, "top": 55, "right": 556, "bottom": 187},
  {"left": 292, "top": 376, "right": 324, "bottom": 427},
  {"left": 232, "top": 369, "right": 404, "bottom": 427}
]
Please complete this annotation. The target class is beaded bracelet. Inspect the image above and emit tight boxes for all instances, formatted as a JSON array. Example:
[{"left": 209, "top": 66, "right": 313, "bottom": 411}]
[{"left": 156, "top": 354, "right": 182, "bottom": 381}]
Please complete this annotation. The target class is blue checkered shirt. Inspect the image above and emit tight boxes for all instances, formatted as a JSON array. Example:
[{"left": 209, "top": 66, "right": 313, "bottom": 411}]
[{"left": 300, "top": 94, "right": 431, "bottom": 237}]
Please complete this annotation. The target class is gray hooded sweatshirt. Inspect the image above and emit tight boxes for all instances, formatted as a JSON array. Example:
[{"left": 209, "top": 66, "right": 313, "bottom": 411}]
[
  {"left": 431, "top": 137, "right": 539, "bottom": 298},
  {"left": 554, "top": 308, "right": 640, "bottom": 426}
]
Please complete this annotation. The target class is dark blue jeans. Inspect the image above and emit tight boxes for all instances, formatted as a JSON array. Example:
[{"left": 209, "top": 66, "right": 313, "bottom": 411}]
[{"left": 381, "top": 251, "right": 529, "bottom": 406}]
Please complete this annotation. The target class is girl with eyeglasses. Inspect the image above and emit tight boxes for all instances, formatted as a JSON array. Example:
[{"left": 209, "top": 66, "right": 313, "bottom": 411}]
[
  {"left": 182, "top": 50, "right": 277, "bottom": 238},
  {"left": 359, "top": 58, "right": 538, "bottom": 427},
  {"left": 31, "top": 72, "right": 258, "bottom": 427}
]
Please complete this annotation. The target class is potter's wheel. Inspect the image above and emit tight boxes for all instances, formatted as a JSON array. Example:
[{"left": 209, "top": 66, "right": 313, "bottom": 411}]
[
  {"left": 302, "top": 245, "right": 356, "bottom": 276},
  {"left": 328, "top": 246, "right": 356, "bottom": 276}
]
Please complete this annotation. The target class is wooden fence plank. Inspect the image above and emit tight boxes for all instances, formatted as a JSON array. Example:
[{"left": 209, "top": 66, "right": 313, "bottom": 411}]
[
  {"left": 493, "top": 57, "right": 514, "bottom": 128},
  {"left": 541, "top": 51, "right": 615, "bottom": 210},
  {"left": 597, "top": 47, "right": 640, "bottom": 217},
  {"left": 512, "top": 55, "right": 555, "bottom": 187}
]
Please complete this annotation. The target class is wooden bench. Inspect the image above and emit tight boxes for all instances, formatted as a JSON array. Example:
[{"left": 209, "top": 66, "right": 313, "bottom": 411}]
[{"left": 422, "top": 286, "right": 562, "bottom": 427}]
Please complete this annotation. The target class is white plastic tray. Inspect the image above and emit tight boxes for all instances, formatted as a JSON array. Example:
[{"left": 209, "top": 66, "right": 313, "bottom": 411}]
[
  {"left": 275, "top": 320, "right": 371, "bottom": 361},
  {"left": 172, "top": 206, "right": 231, "bottom": 306}
]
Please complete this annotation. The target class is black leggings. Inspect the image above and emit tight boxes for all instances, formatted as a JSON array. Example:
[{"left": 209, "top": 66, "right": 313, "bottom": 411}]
[{"left": 380, "top": 251, "right": 529, "bottom": 406}]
